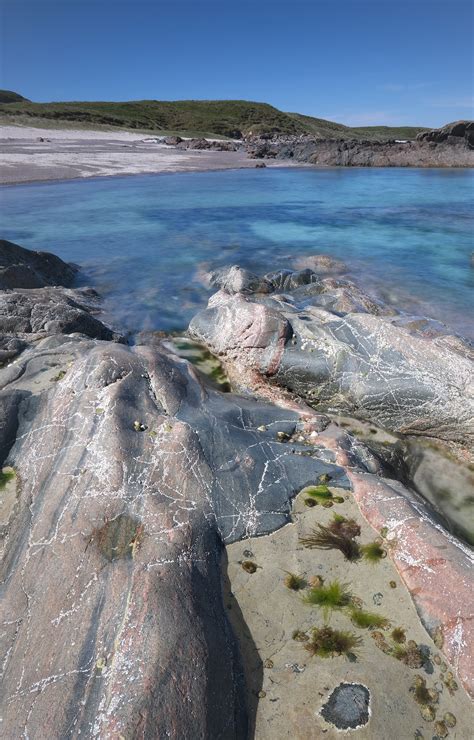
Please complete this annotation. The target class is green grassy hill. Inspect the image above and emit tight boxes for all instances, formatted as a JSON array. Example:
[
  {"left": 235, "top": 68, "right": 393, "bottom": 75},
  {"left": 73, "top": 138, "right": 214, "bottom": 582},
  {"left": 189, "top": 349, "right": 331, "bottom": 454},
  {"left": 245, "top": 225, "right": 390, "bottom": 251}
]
[
  {"left": 0, "top": 90, "right": 30, "bottom": 104},
  {"left": 0, "top": 92, "right": 428, "bottom": 140}
]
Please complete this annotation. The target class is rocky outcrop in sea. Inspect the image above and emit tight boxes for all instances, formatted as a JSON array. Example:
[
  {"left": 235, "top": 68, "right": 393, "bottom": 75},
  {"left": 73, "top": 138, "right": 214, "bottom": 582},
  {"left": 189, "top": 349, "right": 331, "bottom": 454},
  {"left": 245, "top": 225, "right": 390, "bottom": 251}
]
[{"left": 1, "top": 240, "right": 473, "bottom": 738}]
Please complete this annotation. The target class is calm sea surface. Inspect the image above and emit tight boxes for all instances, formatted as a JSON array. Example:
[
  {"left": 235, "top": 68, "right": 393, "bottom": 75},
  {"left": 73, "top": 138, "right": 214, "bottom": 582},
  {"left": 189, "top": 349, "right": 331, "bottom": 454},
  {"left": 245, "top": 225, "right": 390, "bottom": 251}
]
[{"left": 1, "top": 167, "right": 473, "bottom": 337}]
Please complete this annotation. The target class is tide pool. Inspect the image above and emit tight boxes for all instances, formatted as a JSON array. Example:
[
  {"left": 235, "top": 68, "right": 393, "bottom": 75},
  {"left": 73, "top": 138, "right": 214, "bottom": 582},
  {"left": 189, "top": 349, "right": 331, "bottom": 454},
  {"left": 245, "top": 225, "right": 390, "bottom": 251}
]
[{"left": 1, "top": 167, "right": 473, "bottom": 336}]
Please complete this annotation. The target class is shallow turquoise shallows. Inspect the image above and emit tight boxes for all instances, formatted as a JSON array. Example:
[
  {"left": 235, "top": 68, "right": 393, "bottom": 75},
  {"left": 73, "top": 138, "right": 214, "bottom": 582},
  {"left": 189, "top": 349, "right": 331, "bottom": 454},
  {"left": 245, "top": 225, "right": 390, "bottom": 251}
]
[{"left": 1, "top": 167, "right": 473, "bottom": 337}]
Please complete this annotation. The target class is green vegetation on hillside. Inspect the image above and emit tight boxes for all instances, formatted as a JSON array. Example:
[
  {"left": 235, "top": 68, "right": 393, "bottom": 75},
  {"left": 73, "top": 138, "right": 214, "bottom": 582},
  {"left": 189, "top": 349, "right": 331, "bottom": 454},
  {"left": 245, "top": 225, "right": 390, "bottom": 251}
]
[
  {"left": 0, "top": 90, "right": 30, "bottom": 104},
  {"left": 0, "top": 92, "right": 428, "bottom": 140}
]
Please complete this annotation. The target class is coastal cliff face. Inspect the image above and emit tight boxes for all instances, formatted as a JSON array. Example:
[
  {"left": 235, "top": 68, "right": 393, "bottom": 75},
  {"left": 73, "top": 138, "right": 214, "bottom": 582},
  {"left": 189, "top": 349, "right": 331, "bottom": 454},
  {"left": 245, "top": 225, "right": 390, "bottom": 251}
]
[
  {"left": 244, "top": 120, "right": 474, "bottom": 167},
  {"left": 1, "top": 241, "right": 473, "bottom": 738}
]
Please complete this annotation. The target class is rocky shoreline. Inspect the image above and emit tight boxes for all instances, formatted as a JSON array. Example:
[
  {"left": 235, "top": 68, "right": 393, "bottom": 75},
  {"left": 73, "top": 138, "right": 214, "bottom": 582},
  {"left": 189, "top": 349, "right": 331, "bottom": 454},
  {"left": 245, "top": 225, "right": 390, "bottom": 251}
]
[
  {"left": 0, "top": 240, "right": 473, "bottom": 738},
  {"left": 167, "top": 120, "right": 474, "bottom": 168}
]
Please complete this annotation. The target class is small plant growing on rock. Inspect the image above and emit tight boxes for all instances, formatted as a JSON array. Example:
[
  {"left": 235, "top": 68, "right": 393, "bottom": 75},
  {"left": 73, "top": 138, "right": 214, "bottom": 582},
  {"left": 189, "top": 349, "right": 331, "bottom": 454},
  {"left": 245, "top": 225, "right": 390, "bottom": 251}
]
[
  {"left": 318, "top": 473, "right": 332, "bottom": 483},
  {"left": 361, "top": 540, "right": 387, "bottom": 563},
  {"left": 0, "top": 467, "right": 16, "bottom": 489},
  {"left": 284, "top": 572, "right": 306, "bottom": 590},
  {"left": 392, "top": 640, "right": 424, "bottom": 668},
  {"left": 303, "top": 580, "right": 352, "bottom": 620},
  {"left": 391, "top": 627, "right": 406, "bottom": 644},
  {"left": 349, "top": 607, "right": 390, "bottom": 630},
  {"left": 304, "top": 626, "right": 361, "bottom": 659},
  {"left": 299, "top": 515, "right": 361, "bottom": 561},
  {"left": 292, "top": 629, "right": 309, "bottom": 642}
]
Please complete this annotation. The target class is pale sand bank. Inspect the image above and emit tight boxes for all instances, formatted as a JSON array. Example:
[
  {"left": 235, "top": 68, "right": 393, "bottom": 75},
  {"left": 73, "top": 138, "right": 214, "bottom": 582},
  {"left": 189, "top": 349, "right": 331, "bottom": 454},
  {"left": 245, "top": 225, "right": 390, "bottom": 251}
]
[{"left": 0, "top": 125, "right": 282, "bottom": 185}]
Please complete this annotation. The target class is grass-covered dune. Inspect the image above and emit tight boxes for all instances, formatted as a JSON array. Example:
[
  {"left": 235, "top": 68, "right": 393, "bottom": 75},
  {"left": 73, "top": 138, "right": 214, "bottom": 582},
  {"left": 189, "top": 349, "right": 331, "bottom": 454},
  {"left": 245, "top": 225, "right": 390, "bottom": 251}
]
[{"left": 0, "top": 91, "right": 427, "bottom": 140}]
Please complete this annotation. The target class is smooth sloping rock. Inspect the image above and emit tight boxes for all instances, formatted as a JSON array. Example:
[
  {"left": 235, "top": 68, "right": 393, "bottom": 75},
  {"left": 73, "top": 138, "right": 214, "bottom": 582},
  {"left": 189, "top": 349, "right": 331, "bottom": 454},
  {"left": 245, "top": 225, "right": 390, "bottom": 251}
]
[
  {"left": 0, "top": 336, "right": 350, "bottom": 738},
  {"left": 189, "top": 267, "right": 474, "bottom": 449},
  {"left": 0, "top": 238, "right": 77, "bottom": 289}
]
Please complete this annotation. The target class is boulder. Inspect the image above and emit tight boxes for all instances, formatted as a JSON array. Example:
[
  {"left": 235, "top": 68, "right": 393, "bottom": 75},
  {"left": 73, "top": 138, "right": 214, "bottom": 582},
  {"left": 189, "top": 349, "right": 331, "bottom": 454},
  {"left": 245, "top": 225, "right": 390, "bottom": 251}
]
[
  {"left": 0, "top": 287, "right": 121, "bottom": 341},
  {"left": 189, "top": 267, "right": 474, "bottom": 449},
  {"left": 163, "top": 135, "right": 183, "bottom": 145},
  {"left": 0, "top": 239, "right": 77, "bottom": 289}
]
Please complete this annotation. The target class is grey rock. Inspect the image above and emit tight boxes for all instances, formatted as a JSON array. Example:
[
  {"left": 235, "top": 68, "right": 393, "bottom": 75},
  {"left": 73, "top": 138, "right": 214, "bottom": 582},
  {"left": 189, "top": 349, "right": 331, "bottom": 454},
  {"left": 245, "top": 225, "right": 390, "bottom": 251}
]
[
  {"left": 210, "top": 264, "right": 274, "bottom": 295},
  {"left": 0, "top": 238, "right": 77, "bottom": 289},
  {"left": 417, "top": 120, "right": 474, "bottom": 147},
  {"left": 0, "top": 287, "right": 121, "bottom": 342},
  {"left": 320, "top": 683, "right": 370, "bottom": 729},
  {"left": 245, "top": 121, "right": 474, "bottom": 167},
  {"left": 189, "top": 267, "right": 474, "bottom": 448},
  {"left": 0, "top": 335, "right": 349, "bottom": 738}
]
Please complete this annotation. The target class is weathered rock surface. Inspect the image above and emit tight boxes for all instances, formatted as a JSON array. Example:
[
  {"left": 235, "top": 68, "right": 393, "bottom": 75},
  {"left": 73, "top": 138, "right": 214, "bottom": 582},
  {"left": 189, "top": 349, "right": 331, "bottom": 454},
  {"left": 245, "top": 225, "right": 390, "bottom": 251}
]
[
  {"left": 245, "top": 120, "right": 474, "bottom": 167},
  {"left": 175, "top": 137, "right": 240, "bottom": 152},
  {"left": 1, "top": 245, "right": 473, "bottom": 737},
  {"left": 417, "top": 119, "right": 474, "bottom": 147},
  {"left": 0, "top": 238, "right": 77, "bottom": 289},
  {"left": 189, "top": 266, "right": 474, "bottom": 450},
  {"left": 0, "top": 287, "right": 122, "bottom": 343},
  {"left": 0, "top": 332, "right": 353, "bottom": 738}
]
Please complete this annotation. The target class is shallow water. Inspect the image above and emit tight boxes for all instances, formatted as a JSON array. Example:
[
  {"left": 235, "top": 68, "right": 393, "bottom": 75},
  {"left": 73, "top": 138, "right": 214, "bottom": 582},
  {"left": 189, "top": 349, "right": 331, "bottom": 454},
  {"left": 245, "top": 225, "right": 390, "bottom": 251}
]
[{"left": 1, "top": 167, "right": 473, "bottom": 336}]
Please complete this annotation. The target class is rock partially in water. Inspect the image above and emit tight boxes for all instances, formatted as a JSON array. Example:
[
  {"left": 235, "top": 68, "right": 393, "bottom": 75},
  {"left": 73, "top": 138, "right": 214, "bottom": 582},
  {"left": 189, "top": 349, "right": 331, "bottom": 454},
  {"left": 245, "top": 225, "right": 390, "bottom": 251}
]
[
  {"left": 190, "top": 266, "right": 474, "bottom": 451},
  {"left": 1, "top": 244, "right": 473, "bottom": 737},
  {"left": 0, "top": 287, "right": 122, "bottom": 342},
  {"left": 0, "top": 238, "right": 77, "bottom": 289},
  {"left": 244, "top": 122, "right": 474, "bottom": 167}
]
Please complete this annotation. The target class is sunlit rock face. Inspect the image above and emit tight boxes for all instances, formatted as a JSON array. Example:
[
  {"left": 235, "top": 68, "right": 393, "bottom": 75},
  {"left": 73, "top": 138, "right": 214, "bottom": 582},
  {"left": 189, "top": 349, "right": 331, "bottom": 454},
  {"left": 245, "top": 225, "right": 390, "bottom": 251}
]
[
  {"left": 190, "top": 266, "right": 474, "bottom": 450},
  {"left": 1, "top": 245, "right": 473, "bottom": 737}
]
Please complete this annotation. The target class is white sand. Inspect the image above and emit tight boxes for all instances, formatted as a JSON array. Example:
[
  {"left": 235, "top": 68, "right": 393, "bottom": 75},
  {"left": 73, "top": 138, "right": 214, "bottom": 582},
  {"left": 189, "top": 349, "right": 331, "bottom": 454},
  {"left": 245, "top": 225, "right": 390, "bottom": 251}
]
[{"left": 0, "top": 124, "right": 279, "bottom": 184}]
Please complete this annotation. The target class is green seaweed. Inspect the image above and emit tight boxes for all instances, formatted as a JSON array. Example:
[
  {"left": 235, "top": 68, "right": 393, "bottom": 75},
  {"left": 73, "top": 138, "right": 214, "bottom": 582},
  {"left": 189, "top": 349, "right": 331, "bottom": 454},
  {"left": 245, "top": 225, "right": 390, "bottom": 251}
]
[
  {"left": 349, "top": 607, "right": 390, "bottom": 630},
  {"left": 51, "top": 369, "right": 66, "bottom": 382},
  {"left": 304, "top": 626, "right": 362, "bottom": 659},
  {"left": 0, "top": 467, "right": 16, "bottom": 489},
  {"left": 361, "top": 540, "right": 387, "bottom": 563},
  {"left": 303, "top": 580, "right": 352, "bottom": 620}
]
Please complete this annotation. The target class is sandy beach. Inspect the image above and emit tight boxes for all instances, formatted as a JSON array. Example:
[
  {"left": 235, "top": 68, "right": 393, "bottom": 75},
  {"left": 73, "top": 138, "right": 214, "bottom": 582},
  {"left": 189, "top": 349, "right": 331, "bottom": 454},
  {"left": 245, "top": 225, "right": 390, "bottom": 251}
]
[{"left": 0, "top": 125, "right": 277, "bottom": 184}]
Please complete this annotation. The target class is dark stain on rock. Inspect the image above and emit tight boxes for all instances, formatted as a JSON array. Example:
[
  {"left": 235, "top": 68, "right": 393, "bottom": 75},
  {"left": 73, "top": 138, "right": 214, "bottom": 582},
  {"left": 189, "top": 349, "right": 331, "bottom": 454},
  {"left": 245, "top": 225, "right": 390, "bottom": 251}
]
[
  {"left": 92, "top": 514, "right": 143, "bottom": 561},
  {"left": 320, "top": 682, "right": 370, "bottom": 730}
]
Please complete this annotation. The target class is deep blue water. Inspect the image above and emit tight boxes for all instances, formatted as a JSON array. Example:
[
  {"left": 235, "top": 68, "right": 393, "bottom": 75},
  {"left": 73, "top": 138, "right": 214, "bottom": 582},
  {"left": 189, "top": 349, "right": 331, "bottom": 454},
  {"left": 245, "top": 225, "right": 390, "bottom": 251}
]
[{"left": 1, "top": 167, "right": 473, "bottom": 336}]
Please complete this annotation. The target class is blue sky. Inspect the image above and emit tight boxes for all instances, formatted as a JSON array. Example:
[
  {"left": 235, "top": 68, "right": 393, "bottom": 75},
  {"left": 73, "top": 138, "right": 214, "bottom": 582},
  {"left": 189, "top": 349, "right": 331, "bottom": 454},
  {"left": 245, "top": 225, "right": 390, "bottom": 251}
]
[{"left": 0, "top": 0, "right": 472, "bottom": 127}]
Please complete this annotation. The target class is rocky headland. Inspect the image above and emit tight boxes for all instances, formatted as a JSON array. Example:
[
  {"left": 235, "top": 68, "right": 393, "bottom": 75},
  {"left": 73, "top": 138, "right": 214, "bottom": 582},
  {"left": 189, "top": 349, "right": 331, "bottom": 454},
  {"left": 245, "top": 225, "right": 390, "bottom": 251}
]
[
  {"left": 1, "top": 240, "right": 473, "bottom": 738},
  {"left": 242, "top": 121, "right": 474, "bottom": 167}
]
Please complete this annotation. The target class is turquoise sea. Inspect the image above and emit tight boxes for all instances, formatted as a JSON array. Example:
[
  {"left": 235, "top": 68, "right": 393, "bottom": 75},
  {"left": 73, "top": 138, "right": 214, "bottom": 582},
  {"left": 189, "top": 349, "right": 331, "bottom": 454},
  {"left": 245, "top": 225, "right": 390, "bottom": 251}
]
[{"left": 1, "top": 167, "right": 473, "bottom": 337}]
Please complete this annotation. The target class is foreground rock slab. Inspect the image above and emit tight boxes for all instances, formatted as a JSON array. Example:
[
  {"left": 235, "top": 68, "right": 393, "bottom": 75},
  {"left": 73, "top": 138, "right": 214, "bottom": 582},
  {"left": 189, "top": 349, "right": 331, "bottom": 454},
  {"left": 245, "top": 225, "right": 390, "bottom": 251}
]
[
  {"left": 225, "top": 485, "right": 473, "bottom": 738},
  {"left": 1, "top": 245, "right": 472, "bottom": 737},
  {"left": 0, "top": 336, "right": 349, "bottom": 738}
]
